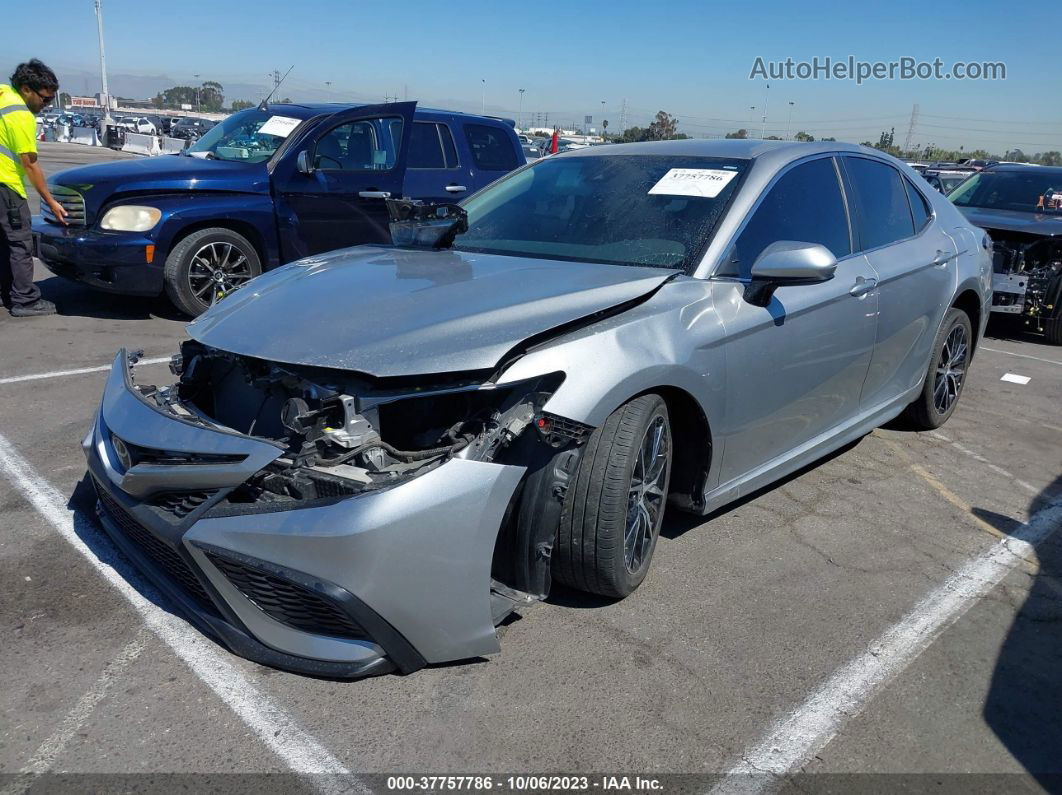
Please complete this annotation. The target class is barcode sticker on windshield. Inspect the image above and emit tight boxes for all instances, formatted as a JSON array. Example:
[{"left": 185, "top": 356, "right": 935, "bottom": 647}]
[
  {"left": 648, "top": 168, "right": 738, "bottom": 198},
  {"left": 258, "top": 115, "right": 302, "bottom": 138}
]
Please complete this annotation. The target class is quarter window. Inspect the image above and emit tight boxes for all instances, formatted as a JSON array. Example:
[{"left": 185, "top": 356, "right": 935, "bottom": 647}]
[
  {"left": 845, "top": 157, "right": 916, "bottom": 250},
  {"left": 904, "top": 177, "right": 932, "bottom": 231},
  {"left": 722, "top": 157, "right": 851, "bottom": 278},
  {"left": 464, "top": 123, "right": 519, "bottom": 171}
]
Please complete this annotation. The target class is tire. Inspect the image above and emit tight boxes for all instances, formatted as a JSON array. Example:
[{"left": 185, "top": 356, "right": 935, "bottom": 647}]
[
  {"left": 1045, "top": 314, "right": 1062, "bottom": 346},
  {"left": 163, "top": 227, "right": 262, "bottom": 317},
  {"left": 553, "top": 394, "right": 672, "bottom": 598},
  {"left": 901, "top": 308, "right": 973, "bottom": 430}
]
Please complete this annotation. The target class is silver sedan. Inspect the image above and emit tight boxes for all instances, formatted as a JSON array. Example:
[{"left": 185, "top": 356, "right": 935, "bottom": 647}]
[{"left": 85, "top": 139, "right": 992, "bottom": 677}]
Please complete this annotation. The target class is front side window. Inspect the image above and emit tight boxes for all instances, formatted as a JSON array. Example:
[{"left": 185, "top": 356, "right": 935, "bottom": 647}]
[
  {"left": 845, "top": 157, "right": 916, "bottom": 250},
  {"left": 464, "top": 123, "right": 519, "bottom": 171},
  {"left": 720, "top": 157, "right": 851, "bottom": 278},
  {"left": 453, "top": 154, "right": 747, "bottom": 270},
  {"left": 314, "top": 117, "right": 403, "bottom": 171}
]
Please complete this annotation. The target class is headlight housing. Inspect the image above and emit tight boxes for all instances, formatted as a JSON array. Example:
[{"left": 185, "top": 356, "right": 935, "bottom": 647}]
[{"left": 99, "top": 205, "right": 162, "bottom": 232}]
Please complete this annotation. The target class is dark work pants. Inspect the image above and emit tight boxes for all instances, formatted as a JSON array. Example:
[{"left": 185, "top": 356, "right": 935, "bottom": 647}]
[{"left": 0, "top": 183, "right": 40, "bottom": 307}]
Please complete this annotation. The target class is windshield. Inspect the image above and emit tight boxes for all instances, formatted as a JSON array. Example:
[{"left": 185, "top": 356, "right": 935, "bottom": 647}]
[
  {"left": 950, "top": 170, "right": 1062, "bottom": 213},
  {"left": 187, "top": 109, "right": 304, "bottom": 163},
  {"left": 453, "top": 154, "right": 747, "bottom": 270}
]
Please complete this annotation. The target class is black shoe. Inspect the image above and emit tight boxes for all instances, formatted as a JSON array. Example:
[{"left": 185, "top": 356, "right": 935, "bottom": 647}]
[{"left": 10, "top": 299, "right": 57, "bottom": 317}]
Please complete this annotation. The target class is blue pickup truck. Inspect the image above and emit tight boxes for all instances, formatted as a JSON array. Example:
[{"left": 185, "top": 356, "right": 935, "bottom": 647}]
[{"left": 33, "top": 102, "right": 524, "bottom": 315}]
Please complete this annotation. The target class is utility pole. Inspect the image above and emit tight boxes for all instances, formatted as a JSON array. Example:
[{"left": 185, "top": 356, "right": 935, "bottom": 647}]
[
  {"left": 93, "top": 0, "right": 111, "bottom": 124},
  {"left": 194, "top": 73, "right": 200, "bottom": 113},
  {"left": 760, "top": 83, "right": 769, "bottom": 139},
  {"left": 518, "top": 88, "right": 525, "bottom": 130},
  {"left": 786, "top": 101, "right": 795, "bottom": 140},
  {"left": 903, "top": 103, "right": 919, "bottom": 158},
  {"left": 619, "top": 98, "right": 627, "bottom": 134}
]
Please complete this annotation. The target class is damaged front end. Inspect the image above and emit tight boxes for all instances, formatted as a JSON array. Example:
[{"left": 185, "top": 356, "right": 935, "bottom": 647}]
[
  {"left": 987, "top": 231, "right": 1062, "bottom": 329},
  {"left": 85, "top": 346, "right": 590, "bottom": 677}
]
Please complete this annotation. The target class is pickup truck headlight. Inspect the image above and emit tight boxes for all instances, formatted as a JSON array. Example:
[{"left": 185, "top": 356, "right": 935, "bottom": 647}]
[{"left": 99, "top": 205, "right": 162, "bottom": 232}]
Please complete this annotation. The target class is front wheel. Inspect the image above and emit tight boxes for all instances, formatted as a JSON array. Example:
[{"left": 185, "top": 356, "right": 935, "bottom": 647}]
[
  {"left": 163, "top": 227, "right": 262, "bottom": 317},
  {"left": 901, "top": 308, "right": 973, "bottom": 430},
  {"left": 553, "top": 394, "right": 672, "bottom": 598}
]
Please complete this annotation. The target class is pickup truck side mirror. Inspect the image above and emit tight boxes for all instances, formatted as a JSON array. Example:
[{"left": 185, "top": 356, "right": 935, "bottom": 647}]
[
  {"left": 296, "top": 149, "right": 314, "bottom": 176},
  {"left": 743, "top": 241, "right": 837, "bottom": 306}
]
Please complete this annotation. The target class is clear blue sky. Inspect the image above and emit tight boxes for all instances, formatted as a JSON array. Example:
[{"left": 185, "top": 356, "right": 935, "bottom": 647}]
[{"left": 15, "top": 0, "right": 1062, "bottom": 153}]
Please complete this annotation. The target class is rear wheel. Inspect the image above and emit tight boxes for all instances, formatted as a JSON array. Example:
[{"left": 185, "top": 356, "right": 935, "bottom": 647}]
[
  {"left": 553, "top": 394, "right": 672, "bottom": 598},
  {"left": 163, "top": 227, "right": 261, "bottom": 317},
  {"left": 901, "top": 308, "right": 972, "bottom": 430}
]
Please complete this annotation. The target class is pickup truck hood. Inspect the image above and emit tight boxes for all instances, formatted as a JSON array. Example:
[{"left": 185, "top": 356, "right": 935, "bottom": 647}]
[
  {"left": 51, "top": 155, "right": 270, "bottom": 218},
  {"left": 957, "top": 207, "right": 1062, "bottom": 237},
  {"left": 188, "top": 246, "right": 677, "bottom": 377}
]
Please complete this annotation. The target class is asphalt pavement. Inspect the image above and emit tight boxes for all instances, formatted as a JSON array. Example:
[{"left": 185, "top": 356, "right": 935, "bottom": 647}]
[{"left": 1, "top": 143, "right": 1060, "bottom": 794}]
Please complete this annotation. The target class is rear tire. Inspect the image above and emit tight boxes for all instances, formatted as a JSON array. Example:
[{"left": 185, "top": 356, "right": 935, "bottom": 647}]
[
  {"left": 163, "top": 227, "right": 261, "bottom": 317},
  {"left": 553, "top": 394, "right": 672, "bottom": 598},
  {"left": 1045, "top": 315, "right": 1062, "bottom": 346},
  {"left": 901, "top": 308, "right": 973, "bottom": 430}
]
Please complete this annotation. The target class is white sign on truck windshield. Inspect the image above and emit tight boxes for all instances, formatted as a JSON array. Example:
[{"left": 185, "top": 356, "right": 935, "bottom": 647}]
[{"left": 257, "top": 115, "right": 302, "bottom": 138}]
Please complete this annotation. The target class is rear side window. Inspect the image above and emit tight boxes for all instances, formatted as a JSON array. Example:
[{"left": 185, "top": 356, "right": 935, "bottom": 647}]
[
  {"left": 904, "top": 178, "right": 932, "bottom": 230},
  {"left": 845, "top": 157, "right": 916, "bottom": 250},
  {"left": 408, "top": 122, "right": 459, "bottom": 169},
  {"left": 464, "top": 123, "right": 519, "bottom": 171},
  {"left": 721, "top": 157, "right": 851, "bottom": 278}
]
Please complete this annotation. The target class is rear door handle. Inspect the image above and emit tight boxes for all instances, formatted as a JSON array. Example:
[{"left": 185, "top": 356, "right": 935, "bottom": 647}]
[
  {"left": 931, "top": 249, "right": 956, "bottom": 267},
  {"left": 358, "top": 191, "right": 391, "bottom": 199},
  {"left": 444, "top": 185, "right": 467, "bottom": 193},
  {"left": 849, "top": 276, "right": 878, "bottom": 297}
]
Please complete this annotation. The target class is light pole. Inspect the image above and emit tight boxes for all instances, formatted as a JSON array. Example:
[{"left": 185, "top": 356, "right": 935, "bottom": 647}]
[
  {"left": 785, "top": 101, "right": 794, "bottom": 140},
  {"left": 481, "top": 79, "right": 485, "bottom": 115},
  {"left": 93, "top": 0, "right": 111, "bottom": 124},
  {"left": 760, "top": 83, "right": 769, "bottom": 139},
  {"left": 194, "top": 73, "right": 200, "bottom": 113},
  {"left": 518, "top": 88, "right": 525, "bottom": 130},
  {"left": 748, "top": 105, "right": 755, "bottom": 135},
  {"left": 600, "top": 100, "right": 605, "bottom": 138}
]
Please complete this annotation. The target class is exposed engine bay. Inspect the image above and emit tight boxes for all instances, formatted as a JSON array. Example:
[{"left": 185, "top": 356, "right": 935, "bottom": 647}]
[
  {"left": 127, "top": 342, "right": 589, "bottom": 525},
  {"left": 988, "top": 230, "right": 1062, "bottom": 328}
]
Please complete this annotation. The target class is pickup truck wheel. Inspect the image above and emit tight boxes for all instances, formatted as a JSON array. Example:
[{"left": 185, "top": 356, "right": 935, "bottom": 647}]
[
  {"left": 901, "top": 308, "right": 972, "bottom": 430},
  {"left": 553, "top": 394, "right": 672, "bottom": 598},
  {"left": 163, "top": 228, "right": 261, "bottom": 317}
]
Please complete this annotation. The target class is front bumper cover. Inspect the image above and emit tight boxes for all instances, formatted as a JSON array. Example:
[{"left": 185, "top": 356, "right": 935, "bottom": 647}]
[
  {"left": 84, "top": 352, "right": 525, "bottom": 677},
  {"left": 33, "top": 218, "right": 164, "bottom": 296}
]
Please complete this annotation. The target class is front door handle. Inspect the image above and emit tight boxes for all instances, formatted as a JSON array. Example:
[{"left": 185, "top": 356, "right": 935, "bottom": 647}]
[
  {"left": 445, "top": 184, "right": 467, "bottom": 193},
  {"left": 849, "top": 276, "right": 878, "bottom": 297},
  {"left": 358, "top": 190, "right": 391, "bottom": 199}
]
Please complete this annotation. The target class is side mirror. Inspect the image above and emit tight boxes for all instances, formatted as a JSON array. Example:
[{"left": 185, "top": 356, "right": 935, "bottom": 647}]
[
  {"left": 296, "top": 149, "right": 314, "bottom": 176},
  {"left": 744, "top": 241, "right": 837, "bottom": 306}
]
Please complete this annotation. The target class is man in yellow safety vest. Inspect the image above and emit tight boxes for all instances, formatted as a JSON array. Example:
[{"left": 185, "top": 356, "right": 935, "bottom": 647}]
[{"left": 1, "top": 59, "right": 68, "bottom": 317}]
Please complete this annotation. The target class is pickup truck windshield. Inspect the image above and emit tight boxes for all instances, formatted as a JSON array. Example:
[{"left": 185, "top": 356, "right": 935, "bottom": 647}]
[
  {"left": 950, "top": 170, "right": 1062, "bottom": 213},
  {"left": 187, "top": 110, "right": 302, "bottom": 163},
  {"left": 453, "top": 154, "right": 747, "bottom": 270}
]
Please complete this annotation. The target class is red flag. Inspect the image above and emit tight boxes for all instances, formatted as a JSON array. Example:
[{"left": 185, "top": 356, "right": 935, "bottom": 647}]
[{"left": 550, "top": 130, "right": 559, "bottom": 154}]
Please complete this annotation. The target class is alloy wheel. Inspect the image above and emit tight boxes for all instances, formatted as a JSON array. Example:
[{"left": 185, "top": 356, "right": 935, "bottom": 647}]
[
  {"left": 187, "top": 241, "right": 253, "bottom": 308},
  {"left": 624, "top": 415, "right": 670, "bottom": 573},
  {"left": 933, "top": 325, "right": 968, "bottom": 414}
]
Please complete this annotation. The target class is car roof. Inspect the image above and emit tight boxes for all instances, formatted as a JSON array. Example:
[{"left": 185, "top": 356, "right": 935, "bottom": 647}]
[
  {"left": 259, "top": 102, "right": 513, "bottom": 126},
  {"left": 984, "top": 163, "right": 1062, "bottom": 175},
  {"left": 551, "top": 137, "right": 872, "bottom": 163}
]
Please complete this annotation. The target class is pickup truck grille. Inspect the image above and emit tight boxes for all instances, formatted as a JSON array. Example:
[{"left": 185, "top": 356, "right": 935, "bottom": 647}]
[{"left": 41, "top": 184, "right": 86, "bottom": 225}]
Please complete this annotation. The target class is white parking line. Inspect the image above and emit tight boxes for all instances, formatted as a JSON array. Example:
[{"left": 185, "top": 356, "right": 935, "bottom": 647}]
[
  {"left": 981, "top": 346, "right": 1062, "bottom": 367},
  {"left": 2, "top": 631, "right": 148, "bottom": 795},
  {"left": 0, "top": 432, "right": 363, "bottom": 794},
  {"left": 0, "top": 357, "right": 170, "bottom": 386},
  {"left": 710, "top": 498, "right": 1062, "bottom": 795},
  {"left": 928, "top": 432, "right": 1040, "bottom": 497}
]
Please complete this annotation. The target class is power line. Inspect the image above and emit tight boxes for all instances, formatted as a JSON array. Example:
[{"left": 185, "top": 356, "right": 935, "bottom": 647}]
[{"left": 919, "top": 113, "right": 1062, "bottom": 126}]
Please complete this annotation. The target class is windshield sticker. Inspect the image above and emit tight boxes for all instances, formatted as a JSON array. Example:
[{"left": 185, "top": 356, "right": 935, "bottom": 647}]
[
  {"left": 257, "top": 115, "right": 302, "bottom": 138},
  {"left": 648, "top": 168, "right": 738, "bottom": 198}
]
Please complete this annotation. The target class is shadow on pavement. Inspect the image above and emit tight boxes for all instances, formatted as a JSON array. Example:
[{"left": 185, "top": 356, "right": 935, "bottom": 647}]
[
  {"left": 979, "top": 473, "right": 1062, "bottom": 790},
  {"left": 35, "top": 273, "right": 184, "bottom": 321}
]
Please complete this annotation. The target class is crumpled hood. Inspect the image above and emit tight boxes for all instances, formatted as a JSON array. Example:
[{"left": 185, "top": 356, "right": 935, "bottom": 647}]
[
  {"left": 957, "top": 207, "right": 1062, "bottom": 237},
  {"left": 188, "top": 246, "right": 677, "bottom": 377},
  {"left": 52, "top": 156, "right": 270, "bottom": 221}
]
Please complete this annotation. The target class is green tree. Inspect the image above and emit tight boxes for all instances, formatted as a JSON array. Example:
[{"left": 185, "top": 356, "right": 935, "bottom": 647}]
[
  {"left": 199, "top": 81, "right": 224, "bottom": 112},
  {"left": 1033, "top": 151, "right": 1061, "bottom": 166},
  {"left": 725, "top": 128, "right": 748, "bottom": 139},
  {"left": 231, "top": 99, "right": 254, "bottom": 112},
  {"left": 647, "top": 110, "right": 678, "bottom": 140},
  {"left": 794, "top": 131, "right": 815, "bottom": 142}
]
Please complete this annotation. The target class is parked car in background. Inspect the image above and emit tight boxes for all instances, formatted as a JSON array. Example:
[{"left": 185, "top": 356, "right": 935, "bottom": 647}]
[
  {"left": 924, "top": 170, "right": 971, "bottom": 194},
  {"left": 169, "top": 117, "right": 217, "bottom": 140},
  {"left": 34, "top": 102, "right": 525, "bottom": 316},
  {"left": 81, "top": 139, "right": 990, "bottom": 678},
  {"left": 950, "top": 164, "right": 1062, "bottom": 343}
]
